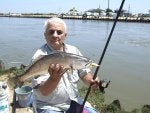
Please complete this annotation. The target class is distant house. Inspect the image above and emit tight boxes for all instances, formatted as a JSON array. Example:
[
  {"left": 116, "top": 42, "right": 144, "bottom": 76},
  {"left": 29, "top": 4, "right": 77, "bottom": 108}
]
[
  {"left": 0, "top": 13, "right": 4, "bottom": 15},
  {"left": 9, "top": 13, "right": 22, "bottom": 16}
]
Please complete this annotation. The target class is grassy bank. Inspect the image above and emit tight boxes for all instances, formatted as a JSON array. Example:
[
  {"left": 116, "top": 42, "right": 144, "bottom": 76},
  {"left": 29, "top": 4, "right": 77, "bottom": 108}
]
[{"left": 0, "top": 67, "right": 150, "bottom": 113}]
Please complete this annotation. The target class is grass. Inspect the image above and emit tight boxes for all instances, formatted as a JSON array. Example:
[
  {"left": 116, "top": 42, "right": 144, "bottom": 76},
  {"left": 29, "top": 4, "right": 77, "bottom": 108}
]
[
  {"left": 0, "top": 66, "right": 24, "bottom": 76},
  {"left": 79, "top": 87, "right": 105, "bottom": 112},
  {"left": 1, "top": 67, "right": 150, "bottom": 113}
]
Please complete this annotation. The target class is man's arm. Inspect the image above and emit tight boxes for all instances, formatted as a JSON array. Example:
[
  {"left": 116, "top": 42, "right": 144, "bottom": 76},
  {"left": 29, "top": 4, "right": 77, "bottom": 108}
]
[
  {"left": 81, "top": 72, "right": 100, "bottom": 89},
  {"left": 37, "top": 64, "right": 64, "bottom": 96}
]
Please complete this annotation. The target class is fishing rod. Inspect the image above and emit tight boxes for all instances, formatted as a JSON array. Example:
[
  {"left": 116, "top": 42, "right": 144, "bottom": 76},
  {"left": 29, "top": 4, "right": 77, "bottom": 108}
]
[
  {"left": 79, "top": 0, "right": 126, "bottom": 113},
  {"left": 12, "top": 89, "right": 17, "bottom": 113}
]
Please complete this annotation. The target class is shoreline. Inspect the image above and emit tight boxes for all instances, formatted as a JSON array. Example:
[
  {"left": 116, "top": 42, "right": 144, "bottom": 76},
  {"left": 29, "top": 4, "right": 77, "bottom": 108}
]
[
  {"left": 0, "top": 67, "right": 150, "bottom": 113},
  {"left": 0, "top": 16, "right": 150, "bottom": 112},
  {"left": 0, "top": 15, "right": 150, "bottom": 23}
]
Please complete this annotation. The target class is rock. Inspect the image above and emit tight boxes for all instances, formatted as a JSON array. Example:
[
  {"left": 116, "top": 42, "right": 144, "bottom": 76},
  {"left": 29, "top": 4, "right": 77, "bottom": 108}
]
[
  {"left": 0, "top": 60, "right": 5, "bottom": 70},
  {"left": 141, "top": 105, "right": 150, "bottom": 113},
  {"left": 143, "top": 104, "right": 150, "bottom": 109},
  {"left": 113, "top": 99, "right": 122, "bottom": 109},
  {"left": 20, "top": 64, "right": 26, "bottom": 69},
  {"left": 103, "top": 99, "right": 122, "bottom": 113},
  {"left": 130, "top": 108, "right": 140, "bottom": 113}
]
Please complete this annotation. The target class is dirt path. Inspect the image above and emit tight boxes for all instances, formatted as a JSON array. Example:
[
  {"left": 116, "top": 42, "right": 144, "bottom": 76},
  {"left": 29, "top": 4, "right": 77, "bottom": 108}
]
[{"left": 0, "top": 73, "right": 33, "bottom": 113}]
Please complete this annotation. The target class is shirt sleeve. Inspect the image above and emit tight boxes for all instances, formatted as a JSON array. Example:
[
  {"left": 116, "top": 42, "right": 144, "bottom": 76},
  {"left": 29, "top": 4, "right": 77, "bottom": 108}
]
[
  {"left": 32, "top": 74, "right": 50, "bottom": 88},
  {"left": 74, "top": 47, "right": 92, "bottom": 78},
  {"left": 78, "top": 68, "right": 91, "bottom": 78},
  {"left": 31, "top": 49, "right": 46, "bottom": 62}
]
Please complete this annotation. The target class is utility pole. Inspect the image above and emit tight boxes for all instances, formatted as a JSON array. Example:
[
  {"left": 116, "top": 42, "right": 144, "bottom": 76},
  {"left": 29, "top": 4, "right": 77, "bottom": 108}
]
[
  {"left": 99, "top": 4, "right": 101, "bottom": 17},
  {"left": 108, "top": 0, "right": 109, "bottom": 16},
  {"left": 107, "top": 0, "right": 110, "bottom": 17},
  {"left": 108, "top": 0, "right": 109, "bottom": 10},
  {"left": 128, "top": 4, "right": 130, "bottom": 17}
]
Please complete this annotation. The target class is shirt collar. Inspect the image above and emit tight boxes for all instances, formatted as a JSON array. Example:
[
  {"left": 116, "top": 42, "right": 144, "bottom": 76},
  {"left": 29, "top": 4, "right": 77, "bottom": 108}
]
[{"left": 46, "top": 43, "right": 66, "bottom": 52}]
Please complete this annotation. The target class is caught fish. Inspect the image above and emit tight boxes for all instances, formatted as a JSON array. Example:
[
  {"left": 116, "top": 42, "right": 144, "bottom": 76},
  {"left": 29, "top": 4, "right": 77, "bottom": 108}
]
[{"left": 15, "top": 52, "right": 98, "bottom": 86}]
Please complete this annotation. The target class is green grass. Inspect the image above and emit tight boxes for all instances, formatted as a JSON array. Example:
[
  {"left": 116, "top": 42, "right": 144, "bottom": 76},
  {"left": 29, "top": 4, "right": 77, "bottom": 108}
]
[
  {"left": 1, "top": 67, "right": 150, "bottom": 113},
  {"left": 79, "top": 87, "right": 150, "bottom": 113},
  {"left": 79, "top": 87, "right": 105, "bottom": 112},
  {"left": 0, "top": 67, "right": 24, "bottom": 76}
]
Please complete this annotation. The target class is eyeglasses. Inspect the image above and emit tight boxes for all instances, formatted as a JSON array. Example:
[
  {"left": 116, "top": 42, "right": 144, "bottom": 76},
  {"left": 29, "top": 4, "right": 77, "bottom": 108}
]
[{"left": 48, "top": 30, "right": 63, "bottom": 35}]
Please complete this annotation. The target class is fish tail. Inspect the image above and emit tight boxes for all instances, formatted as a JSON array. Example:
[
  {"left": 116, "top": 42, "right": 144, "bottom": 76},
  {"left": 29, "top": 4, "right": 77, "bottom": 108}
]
[
  {"left": 14, "top": 75, "right": 24, "bottom": 87},
  {"left": 87, "top": 62, "right": 99, "bottom": 68},
  {"left": 91, "top": 63, "right": 99, "bottom": 67}
]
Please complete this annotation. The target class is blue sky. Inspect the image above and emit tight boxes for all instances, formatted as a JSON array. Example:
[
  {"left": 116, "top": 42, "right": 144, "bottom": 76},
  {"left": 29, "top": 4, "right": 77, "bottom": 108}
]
[{"left": 0, "top": 0, "right": 149, "bottom": 14}]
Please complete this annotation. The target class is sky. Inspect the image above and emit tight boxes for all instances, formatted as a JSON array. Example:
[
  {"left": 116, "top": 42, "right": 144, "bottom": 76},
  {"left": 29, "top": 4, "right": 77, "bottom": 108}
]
[{"left": 0, "top": 0, "right": 149, "bottom": 14}]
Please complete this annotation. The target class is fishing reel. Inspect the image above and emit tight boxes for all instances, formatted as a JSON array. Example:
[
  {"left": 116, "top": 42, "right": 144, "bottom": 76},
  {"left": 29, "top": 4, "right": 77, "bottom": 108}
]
[{"left": 99, "top": 79, "right": 110, "bottom": 93}]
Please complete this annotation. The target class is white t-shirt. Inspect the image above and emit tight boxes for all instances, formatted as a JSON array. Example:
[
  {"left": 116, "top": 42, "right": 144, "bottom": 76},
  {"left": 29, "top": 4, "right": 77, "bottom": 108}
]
[{"left": 32, "top": 43, "right": 92, "bottom": 111}]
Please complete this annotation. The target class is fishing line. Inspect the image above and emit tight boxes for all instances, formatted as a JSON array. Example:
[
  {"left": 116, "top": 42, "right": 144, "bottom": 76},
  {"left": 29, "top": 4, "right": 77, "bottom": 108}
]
[{"left": 79, "top": 0, "right": 126, "bottom": 113}]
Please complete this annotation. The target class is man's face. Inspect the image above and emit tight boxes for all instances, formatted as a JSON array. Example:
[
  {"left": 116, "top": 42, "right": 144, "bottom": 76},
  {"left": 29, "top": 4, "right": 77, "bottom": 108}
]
[{"left": 44, "top": 22, "right": 67, "bottom": 50}]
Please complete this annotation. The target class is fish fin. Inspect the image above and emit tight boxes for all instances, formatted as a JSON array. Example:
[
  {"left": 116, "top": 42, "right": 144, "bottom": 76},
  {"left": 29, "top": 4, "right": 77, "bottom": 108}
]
[
  {"left": 69, "top": 64, "right": 74, "bottom": 75},
  {"left": 59, "top": 68, "right": 69, "bottom": 76},
  {"left": 17, "top": 77, "right": 24, "bottom": 87},
  {"left": 12, "top": 76, "right": 24, "bottom": 88},
  {"left": 30, "top": 55, "right": 46, "bottom": 66}
]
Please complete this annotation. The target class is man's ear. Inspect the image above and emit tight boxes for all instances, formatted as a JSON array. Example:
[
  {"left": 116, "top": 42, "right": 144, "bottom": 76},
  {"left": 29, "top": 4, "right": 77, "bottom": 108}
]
[
  {"left": 65, "top": 33, "right": 67, "bottom": 37},
  {"left": 44, "top": 32, "right": 46, "bottom": 38}
]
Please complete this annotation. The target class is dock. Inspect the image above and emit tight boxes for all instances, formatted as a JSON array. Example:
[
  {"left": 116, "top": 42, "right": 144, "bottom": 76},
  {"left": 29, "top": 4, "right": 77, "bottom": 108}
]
[{"left": 0, "top": 14, "right": 150, "bottom": 23}]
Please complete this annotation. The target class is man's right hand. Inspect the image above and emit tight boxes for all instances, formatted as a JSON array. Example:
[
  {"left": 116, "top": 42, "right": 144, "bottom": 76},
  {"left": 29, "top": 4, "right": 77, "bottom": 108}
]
[{"left": 48, "top": 64, "right": 64, "bottom": 81}]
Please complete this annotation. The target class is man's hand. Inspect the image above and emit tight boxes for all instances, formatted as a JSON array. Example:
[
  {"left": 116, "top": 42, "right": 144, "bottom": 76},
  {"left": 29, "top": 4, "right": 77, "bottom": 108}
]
[
  {"left": 48, "top": 64, "right": 64, "bottom": 81},
  {"left": 90, "top": 78, "right": 100, "bottom": 90},
  {"left": 38, "top": 64, "right": 65, "bottom": 96}
]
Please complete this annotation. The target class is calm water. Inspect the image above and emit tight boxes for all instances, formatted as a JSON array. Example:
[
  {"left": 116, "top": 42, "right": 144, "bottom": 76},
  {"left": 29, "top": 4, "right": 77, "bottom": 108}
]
[{"left": 0, "top": 17, "right": 150, "bottom": 110}]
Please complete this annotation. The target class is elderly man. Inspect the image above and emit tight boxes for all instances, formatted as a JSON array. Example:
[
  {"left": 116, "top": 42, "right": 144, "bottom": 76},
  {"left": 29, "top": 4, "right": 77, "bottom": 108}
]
[{"left": 32, "top": 17, "right": 100, "bottom": 113}]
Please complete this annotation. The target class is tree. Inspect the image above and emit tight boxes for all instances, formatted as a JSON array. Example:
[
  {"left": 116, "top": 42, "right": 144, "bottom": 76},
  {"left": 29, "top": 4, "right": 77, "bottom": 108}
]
[
  {"left": 105, "top": 8, "right": 113, "bottom": 16},
  {"left": 87, "top": 8, "right": 104, "bottom": 16},
  {"left": 114, "top": 9, "right": 126, "bottom": 16},
  {"left": 69, "top": 7, "right": 78, "bottom": 15}
]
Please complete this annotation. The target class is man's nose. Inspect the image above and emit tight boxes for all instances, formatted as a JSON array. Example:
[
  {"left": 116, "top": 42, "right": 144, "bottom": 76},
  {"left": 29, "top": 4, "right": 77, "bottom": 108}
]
[{"left": 53, "top": 31, "right": 58, "bottom": 37}]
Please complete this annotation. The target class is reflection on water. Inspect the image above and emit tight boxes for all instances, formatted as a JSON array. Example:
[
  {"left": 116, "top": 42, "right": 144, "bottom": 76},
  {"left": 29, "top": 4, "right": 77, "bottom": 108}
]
[
  {"left": 127, "top": 38, "right": 150, "bottom": 47},
  {"left": 0, "top": 17, "right": 150, "bottom": 111}
]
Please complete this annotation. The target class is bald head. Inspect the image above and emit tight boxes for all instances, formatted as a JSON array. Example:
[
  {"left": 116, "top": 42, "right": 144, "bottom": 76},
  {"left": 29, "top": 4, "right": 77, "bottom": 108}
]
[{"left": 44, "top": 17, "right": 67, "bottom": 33}]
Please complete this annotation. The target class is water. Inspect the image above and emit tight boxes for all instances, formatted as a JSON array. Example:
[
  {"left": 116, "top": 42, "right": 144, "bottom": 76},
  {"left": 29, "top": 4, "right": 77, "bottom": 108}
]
[{"left": 0, "top": 17, "right": 150, "bottom": 111}]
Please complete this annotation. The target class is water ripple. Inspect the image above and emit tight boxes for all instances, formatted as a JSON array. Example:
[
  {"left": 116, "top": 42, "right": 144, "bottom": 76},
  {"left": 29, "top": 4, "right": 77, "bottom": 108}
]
[{"left": 126, "top": 38, "right": 150, "bottom": 47}]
